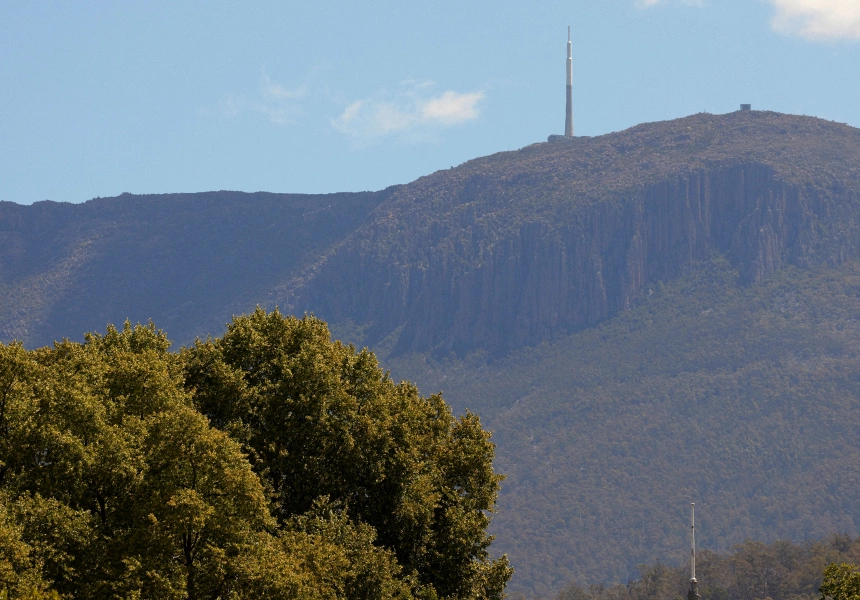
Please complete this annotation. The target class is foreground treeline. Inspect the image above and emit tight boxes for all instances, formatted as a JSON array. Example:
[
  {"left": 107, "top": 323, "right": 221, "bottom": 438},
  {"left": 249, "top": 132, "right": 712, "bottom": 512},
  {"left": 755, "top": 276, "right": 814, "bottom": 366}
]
[
  {"left": 547, "top": 536, "right": 860, "bottom": 600},
  {"left": 0, "top": 309, "right": 511, "bottom": 599}
]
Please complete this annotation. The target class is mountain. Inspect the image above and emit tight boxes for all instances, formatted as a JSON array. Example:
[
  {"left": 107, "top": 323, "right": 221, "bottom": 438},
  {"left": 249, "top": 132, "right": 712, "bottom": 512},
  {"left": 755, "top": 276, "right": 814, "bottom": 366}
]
[
  {"left": 3, "top": 111, "right": 860, "bottom": 596},
  {"left": 389, "top": 257, "right": 860, "bottom": 596},
  {"left": 0, "top": 190, "right": 389, "bottom": 346},
  {"left": 287, "top": 110, "right": 860, "bottom": 355}
]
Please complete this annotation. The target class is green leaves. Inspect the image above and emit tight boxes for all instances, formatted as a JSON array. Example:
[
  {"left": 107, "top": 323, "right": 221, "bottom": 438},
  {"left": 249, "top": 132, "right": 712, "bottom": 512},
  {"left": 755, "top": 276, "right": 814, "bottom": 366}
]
[
  {"left": 820, "top": 563, "right": 860, "bottom": 600},
  {"left": 0, "top": 323, "right": 277, "bottom": 598},
  {"left": 182, "top": 309, "right": 510, "bottom": 597},
  {"left": 0, "top": 492, "right": 44, "bottom": 598},
  {"left": 1, "top": 314, "right": 509, "bottom": 598}
]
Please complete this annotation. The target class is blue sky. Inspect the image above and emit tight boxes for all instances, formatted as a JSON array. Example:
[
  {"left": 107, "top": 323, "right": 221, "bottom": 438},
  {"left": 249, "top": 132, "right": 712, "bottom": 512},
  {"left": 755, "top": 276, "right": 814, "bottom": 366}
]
[{"left": 2, "top": 0, "right": 859, "bottom": 204}]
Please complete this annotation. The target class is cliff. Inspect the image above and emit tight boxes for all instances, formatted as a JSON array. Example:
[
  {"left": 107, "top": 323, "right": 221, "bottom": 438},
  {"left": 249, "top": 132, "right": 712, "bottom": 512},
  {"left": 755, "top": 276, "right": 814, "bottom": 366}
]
[{"left": 288, "top": 111, "right": 860, "bottom": 354}]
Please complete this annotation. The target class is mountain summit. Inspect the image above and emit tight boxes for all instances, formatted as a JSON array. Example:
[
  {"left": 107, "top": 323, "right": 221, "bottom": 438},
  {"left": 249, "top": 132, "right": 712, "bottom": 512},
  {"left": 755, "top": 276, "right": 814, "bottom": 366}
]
[{"left": 288, "top": 110, "right": 860, "bottom": 354}]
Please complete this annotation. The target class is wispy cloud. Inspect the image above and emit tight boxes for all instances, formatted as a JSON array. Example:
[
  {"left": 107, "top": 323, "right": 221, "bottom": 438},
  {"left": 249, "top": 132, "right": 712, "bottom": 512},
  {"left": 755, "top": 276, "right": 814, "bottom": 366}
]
[
  {"left": 199, "top": 97, "right": 242, "bottom": 120},
  {"left": 634, "top": 0, "right": 704, "bottom": 8},
  {"left": 331, "top": 81, "right": 485, "bottom": 141},
  {"left": 200, "top": 73, "right": 307, "bottom": 125},
  {"left": 421, "top": 90, "right": 484, "bottom": 124},
  {"left": 254, "top": 75, "right": 307, "bottom": 125},
  {"left": 768, "top": 0, "right": 860, "bottom": 40}
]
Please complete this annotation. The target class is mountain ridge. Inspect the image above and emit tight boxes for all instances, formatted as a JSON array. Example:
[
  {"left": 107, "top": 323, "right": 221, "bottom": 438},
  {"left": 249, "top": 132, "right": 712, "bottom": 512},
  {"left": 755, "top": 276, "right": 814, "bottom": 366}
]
[
  {"left": 0, "top": 189, "right": 391, "bottom": 345},
  {"left": 4, "top": 111, "right": 860, "bottom": 353},
  {"left": 4, "top": 111, "right": 860, "bottom": 595},
  {"left": 287, "top": 111, "right": 860, "bottom": 355}
]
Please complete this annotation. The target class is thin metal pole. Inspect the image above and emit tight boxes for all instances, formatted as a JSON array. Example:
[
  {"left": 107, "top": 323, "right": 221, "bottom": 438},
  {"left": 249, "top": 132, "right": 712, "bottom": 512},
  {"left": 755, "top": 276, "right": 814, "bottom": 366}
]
[{"left": 691, "top": 503, "right": 696, "bottom": 581}]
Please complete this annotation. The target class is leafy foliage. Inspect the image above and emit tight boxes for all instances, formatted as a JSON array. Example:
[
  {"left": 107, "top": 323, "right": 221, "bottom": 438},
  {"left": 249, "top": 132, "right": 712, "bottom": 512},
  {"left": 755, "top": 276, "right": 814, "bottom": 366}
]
[
  {"left": 820, "top": 563, "right": 860, "bottom": 600},
  {"left": 0, "top": 315, "right": 509, "bottom": 598},
  {"left": 182, "top": 309, "right": 511, "bottom": 598}
]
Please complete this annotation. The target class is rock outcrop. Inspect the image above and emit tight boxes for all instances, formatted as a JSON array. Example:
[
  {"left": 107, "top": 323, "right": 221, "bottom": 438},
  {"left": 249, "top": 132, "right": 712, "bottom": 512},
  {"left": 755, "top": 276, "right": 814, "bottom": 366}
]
[
  {"left": 3, "top": 111, "right": 860, "bottom": 354},
  {"left": 289, "top": 112, "right": 860, "bottom": 354}
]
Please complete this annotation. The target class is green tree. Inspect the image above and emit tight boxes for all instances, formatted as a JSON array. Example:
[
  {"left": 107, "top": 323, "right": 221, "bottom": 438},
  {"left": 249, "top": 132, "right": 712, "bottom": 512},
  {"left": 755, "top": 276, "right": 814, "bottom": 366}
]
[
  {"left": 820, "top": 563, "right": 860, "bottom": 600},
  {"left": 182, "top": 309, "right": 511, "bottom": 598},
  {"left": 0, "top": 492, "right": 47, "bottom": 599},
  {"left": 0, "top": 324, "right": 273, "bottom": 599},
  {"left": 232, "top": 500, "right": 415, "bottom": 599},
  {"left": 2, "top": 316, "right": 509, "bottom": 598}
]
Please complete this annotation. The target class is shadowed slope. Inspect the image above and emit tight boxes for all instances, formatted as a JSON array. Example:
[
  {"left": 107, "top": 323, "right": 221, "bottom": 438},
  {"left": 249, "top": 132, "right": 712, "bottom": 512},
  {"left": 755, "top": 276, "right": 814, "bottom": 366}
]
[{"left": 0, "top": 190, "right": 389, "bottom": 347}]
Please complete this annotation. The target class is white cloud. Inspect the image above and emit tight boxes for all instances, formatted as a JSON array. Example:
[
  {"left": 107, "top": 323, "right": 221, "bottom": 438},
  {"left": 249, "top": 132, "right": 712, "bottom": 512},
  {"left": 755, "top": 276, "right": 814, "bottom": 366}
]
[
  {"left": 768, "top": 0, "right": 860, "bottom": 40},
  {"left": 332, "top": 81, "right": 485, "bottom": 140},
  {"left": 200, "top": 74, "right": 307, "bottom": 125},
  {"left": 421, "top": 90, "right": 484, "bottom": 125},
  {"left": 199, "top": 97, "right": 242, "bottom": 120}
]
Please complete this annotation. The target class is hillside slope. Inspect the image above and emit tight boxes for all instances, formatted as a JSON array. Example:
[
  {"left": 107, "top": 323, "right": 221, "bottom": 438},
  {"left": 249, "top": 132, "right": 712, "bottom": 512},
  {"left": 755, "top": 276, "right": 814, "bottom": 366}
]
[
  {"left": 387, "top": 257, "right": 860, "bottom": 595},
  {"left": 289, "top": 111, "right": 860, "bottom": 355},
  {"left": 4, "top": 111, "right": 860, "bottom": 355},
  {"left": 0, "top": 190, "right": 389, "bottom": 347}
]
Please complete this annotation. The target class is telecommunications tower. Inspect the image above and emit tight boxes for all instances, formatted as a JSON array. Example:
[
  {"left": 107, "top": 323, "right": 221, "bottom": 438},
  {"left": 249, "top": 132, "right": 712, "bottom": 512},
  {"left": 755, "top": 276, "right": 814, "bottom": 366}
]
[{"left": 565, "top": 25, "right": 574, "bottom": 137}]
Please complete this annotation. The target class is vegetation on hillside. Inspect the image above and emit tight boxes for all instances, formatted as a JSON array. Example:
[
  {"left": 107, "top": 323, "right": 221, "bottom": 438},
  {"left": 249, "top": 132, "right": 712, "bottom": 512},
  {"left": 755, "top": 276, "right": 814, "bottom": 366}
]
[
  {"left": 0, "top": 311, "right": 510, "bottom": 599},
  {"left": 541, "top": 535, "right": 860, "bottom": 600},
  {"left": 0, "top": 190, "right": 388, "bottom": 347},
  {"left": 297, "top": 112, "right": 860, "bottom": 355},
  {"left": 389, "top": 256, "right": 860, "bottom": 595}
]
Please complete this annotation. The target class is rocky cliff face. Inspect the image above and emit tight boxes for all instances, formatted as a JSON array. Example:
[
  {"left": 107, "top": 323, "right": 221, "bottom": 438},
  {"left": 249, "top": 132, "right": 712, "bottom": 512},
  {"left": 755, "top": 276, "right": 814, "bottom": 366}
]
[
  {"left": 3, "top": 111, "right": 859, "bottom": 354},
  {"left": 289, "top": 112, "right": 860, "bottom": 354}
]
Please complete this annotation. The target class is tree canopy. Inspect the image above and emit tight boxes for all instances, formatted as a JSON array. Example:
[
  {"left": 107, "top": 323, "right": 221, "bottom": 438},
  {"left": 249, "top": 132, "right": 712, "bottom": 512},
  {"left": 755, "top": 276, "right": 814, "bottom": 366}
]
[
  {"left": 540, "top": 536, "right": 860, "bottom": 600},
  {"left": 820, "top": 563, "right": 860, "bottom": 600},
  {"left": 0, "top": 312, "right": 510, "bottom": 599}
]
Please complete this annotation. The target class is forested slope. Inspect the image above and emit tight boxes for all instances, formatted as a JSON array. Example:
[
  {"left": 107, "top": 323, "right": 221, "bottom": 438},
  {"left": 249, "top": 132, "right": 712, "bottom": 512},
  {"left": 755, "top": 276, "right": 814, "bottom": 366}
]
[
  {"left": 292, "top": 111, "right": 860, "bottom": 355},
  {"left": 388, "top": 257, "right": 860, "bottom": 595},
  {"left": 0, "top": 189, "right": 389, "bottom": 347}
]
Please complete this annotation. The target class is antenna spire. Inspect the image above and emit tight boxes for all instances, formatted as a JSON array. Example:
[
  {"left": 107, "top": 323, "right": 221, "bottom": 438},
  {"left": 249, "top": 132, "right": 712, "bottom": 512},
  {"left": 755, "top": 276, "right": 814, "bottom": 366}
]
[
  {"left": 564, "top": 26, "right": 574, "bottom": 137},
  {"left": 687, "top": 503, "right": 700, "bottom": 600}
]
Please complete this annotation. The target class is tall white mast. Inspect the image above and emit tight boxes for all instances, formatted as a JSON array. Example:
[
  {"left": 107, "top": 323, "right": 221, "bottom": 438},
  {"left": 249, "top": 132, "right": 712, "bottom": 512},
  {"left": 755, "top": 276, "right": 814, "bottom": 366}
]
[{"left": 565, "top": 25, "right": 574, "bottom": 137}]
